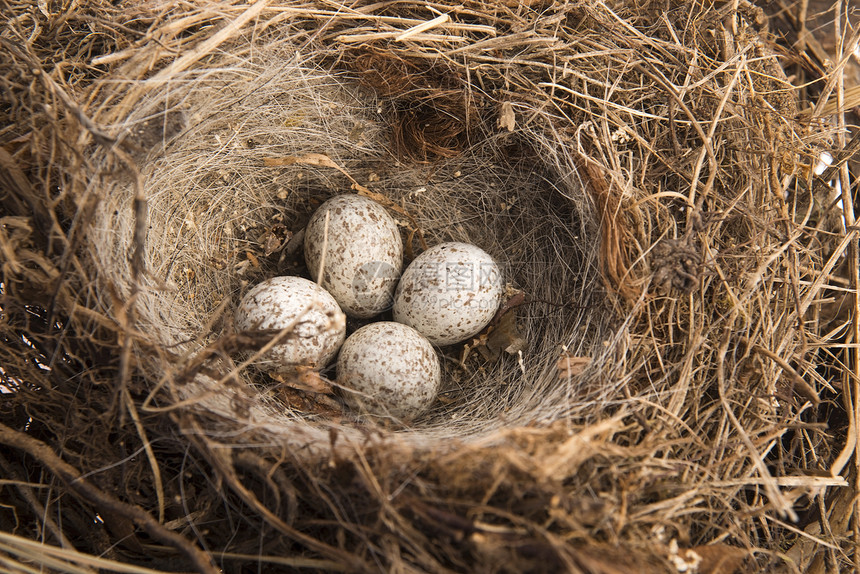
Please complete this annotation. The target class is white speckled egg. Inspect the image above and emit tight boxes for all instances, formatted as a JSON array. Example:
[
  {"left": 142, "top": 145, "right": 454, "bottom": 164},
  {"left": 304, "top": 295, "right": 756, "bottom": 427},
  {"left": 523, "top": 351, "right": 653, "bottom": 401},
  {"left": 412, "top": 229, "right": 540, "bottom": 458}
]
[
  {"left": 393, "top": 242, "right": 503, "bottom": 346},
  {"left": 337, "top": 322, "right": 441, "bottom": 418},
  {"left": 304, "top": 194, "right": 403, "bottom": 318},
  {"left": 235, "top": 276, "right": 346, "bottom": 371}
]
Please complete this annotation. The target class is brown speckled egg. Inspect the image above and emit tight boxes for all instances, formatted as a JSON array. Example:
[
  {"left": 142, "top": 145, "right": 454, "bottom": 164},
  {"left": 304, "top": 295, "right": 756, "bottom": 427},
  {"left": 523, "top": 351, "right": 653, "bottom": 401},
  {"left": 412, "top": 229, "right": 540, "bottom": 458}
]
[
  {"left": 393, "top": 242, "right": 503, "bottom": 346},
  {"left": 304, "top": 194, "right": 403, "bottom": 318},
  {"left": 235, "top": 276, "right": 346, "bottom": 371},
  {"left": 337, "top": 322, "right": 441, "bottom": 418}
]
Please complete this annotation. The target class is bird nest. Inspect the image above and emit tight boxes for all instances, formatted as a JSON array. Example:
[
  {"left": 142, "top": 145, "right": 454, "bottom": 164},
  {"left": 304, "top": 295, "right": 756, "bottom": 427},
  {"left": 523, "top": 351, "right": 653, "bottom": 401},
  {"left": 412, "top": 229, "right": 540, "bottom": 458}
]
[{"left": 2, "top": 1, "right": 858, "bottom": 572}]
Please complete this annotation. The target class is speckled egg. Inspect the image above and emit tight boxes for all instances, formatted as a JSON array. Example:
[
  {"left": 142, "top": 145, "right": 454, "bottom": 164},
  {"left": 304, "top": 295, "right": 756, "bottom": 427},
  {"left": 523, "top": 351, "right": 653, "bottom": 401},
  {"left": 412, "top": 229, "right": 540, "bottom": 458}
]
[
  {"left": 304, "top": 194, "right": 403, "bottom": 318},
  {"left": 235, "top": 276, "right": 346, "bottom": 371},
  {"left": 393, "top": 242, "right": 503, "bottom": 346},
  {"left": 337, "top": 322, "right": 441, "bottom": 418}
]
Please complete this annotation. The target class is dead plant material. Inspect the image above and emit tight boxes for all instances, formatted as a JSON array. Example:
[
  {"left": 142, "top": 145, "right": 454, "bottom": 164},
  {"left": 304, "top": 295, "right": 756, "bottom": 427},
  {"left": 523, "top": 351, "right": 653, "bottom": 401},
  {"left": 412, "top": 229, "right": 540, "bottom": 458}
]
[
  {"left": 650, "top": 236, "right": 703, "bottom": 294},
  {"left": 556, "top": 353, "right": 591, "bottom": 379},
  {"left": 2, "top": 0, "right": 857, "bottom": 572},
  {"left": 0, "top": 422, "right": 218, "bottom": 574},
  {"left": 346, "top": 46, "right": 482, "bottom": 160},
  {"left": 576, "top": 156, "right": 638, "bottom": 302}
]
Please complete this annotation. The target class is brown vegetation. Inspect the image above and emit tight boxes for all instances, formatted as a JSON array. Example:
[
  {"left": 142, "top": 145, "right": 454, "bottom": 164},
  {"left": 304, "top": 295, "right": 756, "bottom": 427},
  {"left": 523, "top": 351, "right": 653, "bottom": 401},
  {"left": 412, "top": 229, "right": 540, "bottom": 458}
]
[{"left": 1, "top": 1, "right": 859, "bottom": 572}]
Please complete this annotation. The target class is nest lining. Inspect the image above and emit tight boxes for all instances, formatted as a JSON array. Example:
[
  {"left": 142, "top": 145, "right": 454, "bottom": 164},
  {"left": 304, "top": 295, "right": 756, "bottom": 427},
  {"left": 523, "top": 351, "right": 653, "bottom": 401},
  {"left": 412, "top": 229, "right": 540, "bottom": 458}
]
[
  {"left": 3, "top": 0, "right": 857, "bottom": 571},
  {"left": 87, "top": 42, "right": 617, "bottom": 445}
]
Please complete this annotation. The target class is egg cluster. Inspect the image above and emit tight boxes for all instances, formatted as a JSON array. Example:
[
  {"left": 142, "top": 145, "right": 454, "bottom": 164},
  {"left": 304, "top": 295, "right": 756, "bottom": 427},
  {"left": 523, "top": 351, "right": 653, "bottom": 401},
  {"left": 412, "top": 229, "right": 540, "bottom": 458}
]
[{"left": 235, "top": 194, "right": 504, "bottom": 419}]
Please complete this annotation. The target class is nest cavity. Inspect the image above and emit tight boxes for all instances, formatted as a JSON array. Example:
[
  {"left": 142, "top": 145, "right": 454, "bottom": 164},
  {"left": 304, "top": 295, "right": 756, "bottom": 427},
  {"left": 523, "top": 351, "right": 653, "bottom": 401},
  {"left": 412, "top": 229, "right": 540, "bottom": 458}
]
[
  {"left": 2, "top": 0, "right": 855, "bottom": 572},
  {"left": 88, "top": 38, "right": 614, "bottom": 446}
]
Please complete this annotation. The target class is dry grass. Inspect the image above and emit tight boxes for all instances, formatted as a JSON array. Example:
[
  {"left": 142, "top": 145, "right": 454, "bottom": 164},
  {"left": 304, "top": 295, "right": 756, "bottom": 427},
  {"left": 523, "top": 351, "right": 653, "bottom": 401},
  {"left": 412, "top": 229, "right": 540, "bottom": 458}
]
[{"left": 1, "top": 0, "right": 859, "bottom": 572}]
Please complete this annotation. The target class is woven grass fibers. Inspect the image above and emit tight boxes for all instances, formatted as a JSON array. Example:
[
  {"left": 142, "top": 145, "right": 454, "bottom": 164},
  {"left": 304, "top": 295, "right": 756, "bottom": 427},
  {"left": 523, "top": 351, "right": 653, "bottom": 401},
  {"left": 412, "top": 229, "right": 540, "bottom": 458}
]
[{"left": 1, "top": 1, "right": 858, "bottom": 573}]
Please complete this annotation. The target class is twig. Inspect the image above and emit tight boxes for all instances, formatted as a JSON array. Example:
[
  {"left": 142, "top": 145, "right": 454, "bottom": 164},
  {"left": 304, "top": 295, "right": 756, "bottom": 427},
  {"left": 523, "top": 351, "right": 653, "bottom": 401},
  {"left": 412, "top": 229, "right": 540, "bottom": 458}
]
[
  {"left": 186, "top": 428, "right": 367, "bottom": 572},
  {"left": 808, "top": 25, "right": 860, "bottom": 119},
  {"left": 831, "top": 3, "right": 860, "bottom": 571},
  {"left": 149, "top": 0, "right": 270, "bottom": 86},
  {"left": 123, "top": 389, "right": 165, "bottom": 524},
  {"left": 0, "top": 454, "right": 85, "bottom": 562},
  {"left": 749, "top": 344, "right": 821, "bottom": 406},
  {"left": 0, "top": 531, "right": 170, "bottom": 574},
  {"left": 718, "top": 330, "right": 797, "bottom": 521},
  {"left": 395, "top": 13, "right": 450, "bottom": 41},
  {"left": 0, "top": 423, "right": 218, "bottom": 574}
]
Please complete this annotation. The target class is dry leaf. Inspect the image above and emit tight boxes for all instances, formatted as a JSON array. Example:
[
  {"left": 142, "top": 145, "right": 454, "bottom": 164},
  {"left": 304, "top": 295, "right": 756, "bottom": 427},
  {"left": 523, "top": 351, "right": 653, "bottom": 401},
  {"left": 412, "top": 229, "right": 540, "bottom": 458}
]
[
  {"left": 479, "top": 311, "right": 526, "bottom": 360},
  {"left": 270, "top": 367, "right": 333, "bottom": 395},
  {"left": 260, "top": 224, "right": 292, "bottom": 256},
  {"left": 277, "top": 385, "right": 344, "bottom": 420},
  {"left": 556, "top": 353, "right": 590, "bottom": 378},
  {"left": 688, "top": 544, "right": 747, "bottom": 574},
  {"left": 498, "top": 102, "right": 516, "bottom": 132},
  {"left": 462, "top": 292, "right": 528, "bottom": 363}
]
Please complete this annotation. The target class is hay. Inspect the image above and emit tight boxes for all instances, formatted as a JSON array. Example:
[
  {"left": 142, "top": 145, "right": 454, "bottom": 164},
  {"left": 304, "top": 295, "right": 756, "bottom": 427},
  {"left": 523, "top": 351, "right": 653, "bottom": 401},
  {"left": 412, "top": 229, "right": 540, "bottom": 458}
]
[{"left": 2, "top": 0, "right": 859, "bottom": 572}]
